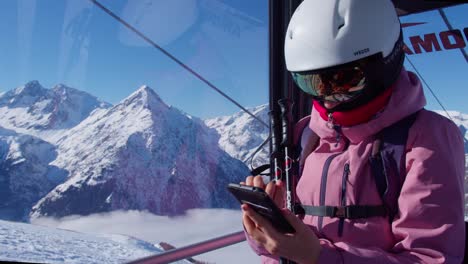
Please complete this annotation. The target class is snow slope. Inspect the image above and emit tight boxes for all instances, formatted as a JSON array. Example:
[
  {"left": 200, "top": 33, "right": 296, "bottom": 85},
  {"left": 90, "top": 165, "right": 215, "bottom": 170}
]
[
  {"left": 31, "top": 86, "right": 250, "bottom": 218},
  {"left": 0, "top": 219, "right": 192, "bottom": 264}
]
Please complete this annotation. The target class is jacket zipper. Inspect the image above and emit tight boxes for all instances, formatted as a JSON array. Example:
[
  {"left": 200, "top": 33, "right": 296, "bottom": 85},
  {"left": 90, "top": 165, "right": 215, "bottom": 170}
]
[
  {"left": 318, "top": 114, "right": 349, "bottom": 233},
  {"left": 338, "top": 163, "right": 350, "bottom": 237},
  {"left": 327, "top": 113, "right": 342, "bottom": 146},
  {"left": 318, "top": 152, "right": 342, "bottom": 233}
]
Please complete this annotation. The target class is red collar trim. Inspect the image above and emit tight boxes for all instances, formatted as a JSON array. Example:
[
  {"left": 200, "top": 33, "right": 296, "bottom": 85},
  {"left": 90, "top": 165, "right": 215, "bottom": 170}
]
[{"left": 313, "top": 87, "right": 394, "bottom": 127}]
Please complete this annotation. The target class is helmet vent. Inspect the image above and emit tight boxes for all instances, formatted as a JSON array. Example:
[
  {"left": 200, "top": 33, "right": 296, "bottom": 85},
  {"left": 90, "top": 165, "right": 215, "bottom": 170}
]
[{"left": 338, "top": 23, "right": 345, "bottom": 30}]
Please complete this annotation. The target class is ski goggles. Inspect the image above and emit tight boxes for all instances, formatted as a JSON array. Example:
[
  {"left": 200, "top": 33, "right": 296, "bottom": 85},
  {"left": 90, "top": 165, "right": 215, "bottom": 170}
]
[{"left": 291, "top": 60, "right": 369, "bottom": 103}]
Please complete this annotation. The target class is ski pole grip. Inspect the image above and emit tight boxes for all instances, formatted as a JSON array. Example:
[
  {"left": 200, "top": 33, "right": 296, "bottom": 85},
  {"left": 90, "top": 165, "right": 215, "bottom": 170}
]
[
  {"left": 269, "top": 110, "right": 284, "bottom": 180},
  {"left": 269, "top": 110, "right": 281, "bottom": 154},
  {"left": 278, "top": 99, "right": 293, "bottom": 147}
]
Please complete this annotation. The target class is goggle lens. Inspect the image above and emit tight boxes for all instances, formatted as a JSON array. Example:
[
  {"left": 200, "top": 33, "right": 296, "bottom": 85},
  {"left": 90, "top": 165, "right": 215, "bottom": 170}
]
[{"left": 292, "top": 65, "right": 367, "bottom": 103}]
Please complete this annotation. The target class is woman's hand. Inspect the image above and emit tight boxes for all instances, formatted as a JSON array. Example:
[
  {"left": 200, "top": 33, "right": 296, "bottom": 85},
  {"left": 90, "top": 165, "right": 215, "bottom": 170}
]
[
  {"left": 243, "top": 204, "right": 321, "bottom": 264},
  {"left": 241, "top": 175, "right": 285, "bottom": 208},
  {"left": 240, "top": 176, "right": 321, "bottom": 264}
]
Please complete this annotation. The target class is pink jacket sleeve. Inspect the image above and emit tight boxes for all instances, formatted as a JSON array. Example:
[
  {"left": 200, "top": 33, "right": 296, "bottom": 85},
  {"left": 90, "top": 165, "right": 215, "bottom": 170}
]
[
  {"left": 244, "top": 226, "right": 271, "bottom": 256},
  {"left": 244, "top": 228, "right": 282, "bottom": 263},
  {"left": 317, "top": 116, "right": 466, "bottom": 263}
]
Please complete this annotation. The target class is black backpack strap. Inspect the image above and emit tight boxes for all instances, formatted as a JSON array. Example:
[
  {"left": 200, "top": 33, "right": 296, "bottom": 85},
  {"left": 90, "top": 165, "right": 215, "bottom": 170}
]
[
  {"left": 294, "top": 116, "right": 320, "bottom": 176},
  {"left": 369, "top": 110, "right": 420, "bottom": 221},
  {"left": 250, "top": 164, "right": 270, "bottom": 176},
  {"left": 295, "top": 204, "right": 387, "bottom": 219}
]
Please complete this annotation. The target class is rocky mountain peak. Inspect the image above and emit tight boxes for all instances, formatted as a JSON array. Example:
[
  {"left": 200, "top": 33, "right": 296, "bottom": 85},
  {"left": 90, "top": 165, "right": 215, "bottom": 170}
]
[
  {"left": 14, "top": 80, "right": 46, "bottom": 97},
  {"left": 120, "top": 85, "right": 167, "bottom": 111}
]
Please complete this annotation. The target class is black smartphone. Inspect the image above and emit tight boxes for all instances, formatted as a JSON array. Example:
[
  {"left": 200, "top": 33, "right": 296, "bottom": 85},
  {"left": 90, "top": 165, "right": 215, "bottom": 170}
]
[{"left": 227, "top": 183, "right": 295, "bottom": 233}]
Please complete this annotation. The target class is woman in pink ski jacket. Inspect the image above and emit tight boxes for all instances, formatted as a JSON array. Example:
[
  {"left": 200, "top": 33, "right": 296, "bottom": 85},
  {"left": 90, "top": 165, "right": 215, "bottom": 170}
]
[{"left": 241, "top": 0, "right": 465, "bottom": 263}]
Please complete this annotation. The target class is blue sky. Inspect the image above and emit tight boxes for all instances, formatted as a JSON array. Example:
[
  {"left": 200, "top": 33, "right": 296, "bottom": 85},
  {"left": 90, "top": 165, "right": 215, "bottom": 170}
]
[
  {"left": 400, "top": 5, "right": 468, "bottom": 115},
  {"left": 0, "top": 1, "right": 466, "bottom": 118}
]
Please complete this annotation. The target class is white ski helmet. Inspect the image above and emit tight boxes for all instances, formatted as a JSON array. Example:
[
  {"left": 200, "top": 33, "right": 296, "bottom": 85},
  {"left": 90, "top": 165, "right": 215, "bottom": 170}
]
[{"left": 285, "top": 0, "right": 405, "bottom": 111}]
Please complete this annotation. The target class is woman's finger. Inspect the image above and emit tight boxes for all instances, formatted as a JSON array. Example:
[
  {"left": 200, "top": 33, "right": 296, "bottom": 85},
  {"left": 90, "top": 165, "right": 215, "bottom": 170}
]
[
  {"left": 281, "top": 208, "right": 307, "bottom": 232},
  {"left": 265, "top": 181, "right": 276, "bottom": 198},
  {"left": 242, "top": 204, "right": 280, "bottom": 240},
  {"left": 242, "top": 209, "right": 268, "bottom": 245},
  {"left": 253, "top": 175, "right": 265, "bottom": 189},
  {"left": 272, "top": 180, "right": 285, "bottom": 207},
  {"left": 245, "top": 176, "right": 254, "bottom": 186},
  {"left": 243, "top": 209, "right": 259, "bottom": 236}
]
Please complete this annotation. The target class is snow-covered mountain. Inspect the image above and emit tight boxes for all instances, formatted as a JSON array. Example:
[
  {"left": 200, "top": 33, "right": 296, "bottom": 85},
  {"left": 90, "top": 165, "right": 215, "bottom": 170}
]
[
  {"left": 205, "top": 104, "right": 269, "bottom": 169},
  {"left": 0, "top": 127, "right": 66, "bottom": 221},
  {"left": 0, "top": 219, "right": 194, "bottom": 264},
  {"left": 31, "top": 86, "right": 250, "bottom": 218},
  {"left": 0, "top": 80, "right": 111, "bottom": 143}
]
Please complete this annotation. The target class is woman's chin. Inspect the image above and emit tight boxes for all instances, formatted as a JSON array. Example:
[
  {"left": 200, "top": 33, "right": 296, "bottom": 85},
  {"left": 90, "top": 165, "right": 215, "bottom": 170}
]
[{"left": 323, "top": 101, "right": 342, "bottom": 109}]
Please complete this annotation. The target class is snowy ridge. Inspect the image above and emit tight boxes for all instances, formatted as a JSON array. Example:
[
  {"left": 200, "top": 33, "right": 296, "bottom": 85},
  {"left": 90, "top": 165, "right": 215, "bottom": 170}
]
[
  {"left": 0, "top": 219, "right": 192, "bottom": 264},
  {"left": 205, "top": 104, "right": 269, "bottom": 168},
  {"left": 31, "top": 85, "right": 249, "bottom": 218},
  {"left": 0, "top": 80, "right": 111, "bottom": 143}
]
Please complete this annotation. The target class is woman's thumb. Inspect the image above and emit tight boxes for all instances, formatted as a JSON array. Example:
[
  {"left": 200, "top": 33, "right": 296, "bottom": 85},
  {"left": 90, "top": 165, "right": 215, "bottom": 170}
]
[{"left": 281, "top": 208, "right": 304, "bottom": 230}]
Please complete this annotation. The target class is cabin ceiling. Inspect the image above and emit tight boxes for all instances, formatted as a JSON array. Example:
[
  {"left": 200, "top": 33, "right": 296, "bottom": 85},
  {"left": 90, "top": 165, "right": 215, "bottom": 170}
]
[{"left": 392, "top": 0, "right": 461, "bottom": 16}]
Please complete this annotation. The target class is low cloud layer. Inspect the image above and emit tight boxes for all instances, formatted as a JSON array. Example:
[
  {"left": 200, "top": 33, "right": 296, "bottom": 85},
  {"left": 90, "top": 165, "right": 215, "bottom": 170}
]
[{"left": 32, "top": 208, "right": 259, "bottom": 263}]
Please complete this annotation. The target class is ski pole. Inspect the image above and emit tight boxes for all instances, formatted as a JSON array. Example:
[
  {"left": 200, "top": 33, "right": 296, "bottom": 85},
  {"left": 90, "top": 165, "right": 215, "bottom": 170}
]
[
  {"left": 278, "top": 99, "right": 297, "bottom": 264},
  {"left": 270, "top": 108, "right": 290, "bottom": 264},
  {"left": 269, "top": 110, "right": 283, "bottom": 182},
  {"left": 279, "top": 99, "right": 296, "bottom": 213}
]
